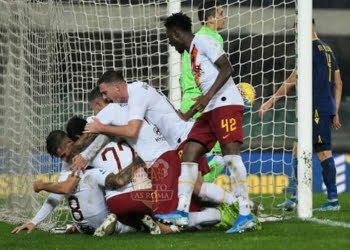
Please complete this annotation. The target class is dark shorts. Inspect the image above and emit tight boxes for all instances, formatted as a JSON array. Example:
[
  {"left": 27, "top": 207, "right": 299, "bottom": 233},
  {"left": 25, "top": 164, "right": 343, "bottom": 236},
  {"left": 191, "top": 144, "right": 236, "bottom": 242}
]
[
  {"left": 187, "top": 105, "right": 244, "bottom": 151},
  {"left": 313, "top": 112, "right": 333, "bottom": 152}
]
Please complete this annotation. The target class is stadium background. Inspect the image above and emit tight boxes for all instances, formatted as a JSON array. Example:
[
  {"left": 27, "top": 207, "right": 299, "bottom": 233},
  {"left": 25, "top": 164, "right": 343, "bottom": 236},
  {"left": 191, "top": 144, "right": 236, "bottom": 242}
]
[
  {"left": 55, "top": 1, "right": 350, "bottom": 194},
  {"left": 0, "top": 1, "right": 349, "bottom": 198}
]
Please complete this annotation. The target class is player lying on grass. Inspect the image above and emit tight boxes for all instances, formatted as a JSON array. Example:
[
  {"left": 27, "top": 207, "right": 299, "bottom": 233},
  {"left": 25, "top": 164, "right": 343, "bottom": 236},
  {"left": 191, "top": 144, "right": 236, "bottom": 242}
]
[
  {"left": 11, "top": 130, "right": 139, "bottom": 235},
  {"left": 28, "top": 126, "right": 247, "bottom": 236},
  {"left": 67, "top": 117, "right": 248, "bottom": 235}
]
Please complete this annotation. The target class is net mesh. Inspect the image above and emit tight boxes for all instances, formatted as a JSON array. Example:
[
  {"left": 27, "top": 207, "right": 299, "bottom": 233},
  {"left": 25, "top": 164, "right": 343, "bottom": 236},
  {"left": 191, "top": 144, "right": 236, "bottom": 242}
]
[{"left": 0, "top": 0, "right": 297, "bottom": 230}]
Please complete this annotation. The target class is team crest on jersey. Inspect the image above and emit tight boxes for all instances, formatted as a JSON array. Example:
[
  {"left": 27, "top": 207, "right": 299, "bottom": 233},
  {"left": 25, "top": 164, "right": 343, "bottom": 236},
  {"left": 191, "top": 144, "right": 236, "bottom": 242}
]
[
  {"left": 142, "top": 83, "right": 149, "bottom": 90},
  {"left": 131, "top": 158, "right": 173, "bottom": 205}
]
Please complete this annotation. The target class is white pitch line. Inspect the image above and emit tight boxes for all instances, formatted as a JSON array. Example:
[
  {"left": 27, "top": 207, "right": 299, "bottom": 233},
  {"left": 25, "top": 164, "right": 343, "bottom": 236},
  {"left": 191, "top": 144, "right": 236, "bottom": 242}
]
[{"left": 305, "top": 217, "right": 350, "bottom": 228}]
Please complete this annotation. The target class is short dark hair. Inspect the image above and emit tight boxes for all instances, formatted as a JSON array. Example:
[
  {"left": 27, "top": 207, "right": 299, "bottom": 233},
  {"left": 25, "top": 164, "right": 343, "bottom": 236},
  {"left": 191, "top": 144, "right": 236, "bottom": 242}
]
[
  {"left": 164, "top": 12, "right": 192, "bottom": 32},
  {"left": 46, "top": 130, "right": 67, "bottom": 157},
  {"left": 198, "top": 0, "right": 222, "bottom": 24},
  {"left": 97, "top": 70, "right": 124, "bottom": 85},
  {"left": 88, "top": 86, "right": 102, "bottom": 103},
  {"left": 66, "top": 116, "right": 87, "bottom": 142}
]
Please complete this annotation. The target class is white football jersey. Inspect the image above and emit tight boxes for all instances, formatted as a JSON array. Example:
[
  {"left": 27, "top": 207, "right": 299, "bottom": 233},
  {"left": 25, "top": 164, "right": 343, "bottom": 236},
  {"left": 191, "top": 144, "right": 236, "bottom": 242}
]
[
  {"left": 127, "top": 82, "right": 194, "bottom": 148},
  {"left": 66, "top": 168, "right": 108, "bottom": 234},
  {"left": 95, "top": 103, "right": 171, "bottom": 165},
  {"left": 189, "top": 34, "right": 244, "bottom": 112},
  {"left": 90, "top": 141, "right": 136, "bottom": 199},
  {"left": 90, "top": 141, "right": 135, "bottom": 174}
]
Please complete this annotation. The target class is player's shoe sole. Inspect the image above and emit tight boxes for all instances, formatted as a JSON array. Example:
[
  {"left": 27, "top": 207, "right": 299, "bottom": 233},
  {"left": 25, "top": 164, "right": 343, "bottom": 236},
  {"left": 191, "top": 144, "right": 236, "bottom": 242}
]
[
  {"left": 93, "top": 213, "right": 117, "bottom": 237},
  {"left": 141, "top": 215, "right": 161, "bottom": 235},
  {"left": 154, "top": 210, "right": 189, "bottom": 227}
]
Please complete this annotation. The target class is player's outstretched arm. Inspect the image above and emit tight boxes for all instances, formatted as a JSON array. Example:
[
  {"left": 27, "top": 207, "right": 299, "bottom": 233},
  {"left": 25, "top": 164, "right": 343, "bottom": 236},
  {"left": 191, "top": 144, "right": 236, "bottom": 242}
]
[
  {"left": 11, "top": 222, "right": 36, "bottom": 234},
  {"left": 259, "top": 69, "right": 296, "bottom": 117},
  {"left": 332, "top": 70, "right": 343, "bottom": 129},
  {"left": 33, "top": 175, "right": 80, "bottom": 194},
  {"left": 85, "top": 117, "right": 142, "bottom": 139},
  {"left": 11, "top": 193, "right": 63, "bottom": 234}
]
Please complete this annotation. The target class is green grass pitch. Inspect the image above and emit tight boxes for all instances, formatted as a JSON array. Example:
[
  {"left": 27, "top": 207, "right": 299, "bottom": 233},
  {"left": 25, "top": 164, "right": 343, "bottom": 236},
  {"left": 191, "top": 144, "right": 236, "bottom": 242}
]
[{"left": 1, "top": 193, "right": 349, "bottom": 250}]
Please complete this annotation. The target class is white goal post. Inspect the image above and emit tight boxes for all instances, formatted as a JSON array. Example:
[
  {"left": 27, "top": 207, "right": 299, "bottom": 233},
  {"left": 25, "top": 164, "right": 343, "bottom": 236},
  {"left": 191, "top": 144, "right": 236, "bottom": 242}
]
[
  {"left": 296, "top": 0, "right": 313, "bottom": 219},
  {"left": 0, "top": 0, "right": 312, "bottom": 230}
]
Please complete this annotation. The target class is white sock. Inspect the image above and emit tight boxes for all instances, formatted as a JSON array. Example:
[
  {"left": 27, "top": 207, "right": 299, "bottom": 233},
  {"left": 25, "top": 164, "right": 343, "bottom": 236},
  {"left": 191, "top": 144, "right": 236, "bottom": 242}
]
[
  {"left": 224, "top": 155, "right": 250, "bottom": 215},
  {"left": 198, "top": 182, "right": 237, "bottom": 205},
  {"left": 177, "top": 162, "right": 198, "bottom": 213},
  {"left": 188, "top": 208, "right": 221, "bottom": 227},
  {"left": 114, "top": 221, "right": 137, "bottom": 234}
]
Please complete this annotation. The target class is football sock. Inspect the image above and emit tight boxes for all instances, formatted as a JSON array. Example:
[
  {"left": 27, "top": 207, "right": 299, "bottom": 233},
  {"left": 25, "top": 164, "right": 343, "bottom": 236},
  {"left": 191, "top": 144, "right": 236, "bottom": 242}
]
[
  {"left": 320, "top": 157, "right": 338, "bottom": 201},
  {"left": 224, "top": 155, "right": 250, "bottom": 216},
  {"left": 291, "top": 157, "right": 298, "bottom": 199},
  {"left": 198, "top": 182, "right": 237, "bottom": 205},
  {"left": 115, "top": 221, "right": 137, "bottom": 234},
  {"left": 177, "top": 162, "right": 198, "bottom": 213},
  {"left": 188, "top": 208, "right": 221, "bottom": 227}
]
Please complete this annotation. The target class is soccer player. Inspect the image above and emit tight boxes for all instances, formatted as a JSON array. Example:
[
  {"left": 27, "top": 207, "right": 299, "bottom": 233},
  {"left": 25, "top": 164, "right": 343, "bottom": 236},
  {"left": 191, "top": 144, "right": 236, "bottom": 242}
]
[
  {"left": 84, "top": 87, "right": 240, "bottom": 210},
  {"left": 259, "top": 19, "right": 343, "bottom": 211},
  {"left": 12, "top": 130, "right": 137, "bottom": 235},
  {"left": 180, "top": 0, "right": 225, "bottom": 119},
  {"left": 74, "top": 113, "right": 239, "bottom": 235},
  {"left": 155, "top": 12, "right": 255, "bottom": 234},
  {"left": 181, "top": 0, "right": 227, "bottom": 181},
  {"left": 86, "top": 71, "right": 194, "bottom": 150}
]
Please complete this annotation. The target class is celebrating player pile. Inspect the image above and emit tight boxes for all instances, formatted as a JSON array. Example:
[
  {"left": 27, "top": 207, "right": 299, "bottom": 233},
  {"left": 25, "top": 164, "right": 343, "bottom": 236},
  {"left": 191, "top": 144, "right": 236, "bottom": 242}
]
[{"left": 12, "top": 1, "right": 261, "bottom": 236}]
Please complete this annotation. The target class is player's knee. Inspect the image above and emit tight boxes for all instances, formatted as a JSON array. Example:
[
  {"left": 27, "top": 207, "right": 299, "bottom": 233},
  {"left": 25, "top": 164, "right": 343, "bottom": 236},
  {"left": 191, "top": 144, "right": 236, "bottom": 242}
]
[
  {"left": 221, "top": 142, "right": 241, "bottom": 155},
  {"left": 182, "top": 141, "right": 207, "bottom": 162},
  {"left": 316, "top": 150, "right": 332, "bottom": 162}
]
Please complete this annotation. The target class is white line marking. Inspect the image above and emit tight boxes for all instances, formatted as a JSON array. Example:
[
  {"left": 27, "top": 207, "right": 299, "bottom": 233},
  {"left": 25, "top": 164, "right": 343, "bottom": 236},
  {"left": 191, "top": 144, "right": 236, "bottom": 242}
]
[
  {"left": 304, "top": 217, "right": 350, "bottom": 228},
  {"left": 257, "top": 215, "right": 350, "bottom": 229}
]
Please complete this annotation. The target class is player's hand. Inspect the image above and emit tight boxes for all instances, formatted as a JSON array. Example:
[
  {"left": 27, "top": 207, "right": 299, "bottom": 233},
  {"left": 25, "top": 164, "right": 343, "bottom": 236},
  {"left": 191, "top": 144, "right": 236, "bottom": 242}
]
[
  {"left": 332, "top": 113, "right": 341, "bottom": 130},
  {"left": 33, "top": 179, "right": 44, "bottom": 193},
  {"left": 72, "top": 154, "right": 88, "bottom": 172},
  {"left": 71, "top": 168, "right": 82, "bottom": 178},
  {"left": 258, "top": 101, "right": 273, "bottom": 118},
  {"left": 177, "top": 109, "right": 195, "bottom": 121},
  {"left": 84, "top": 117, "right": 103, "bottom": 133},
  {"left": 11, "top": 222, "right": 36, "bottom": 234},
  {"left": 192, "top": 95, "right": 210, "bottom": 112}
]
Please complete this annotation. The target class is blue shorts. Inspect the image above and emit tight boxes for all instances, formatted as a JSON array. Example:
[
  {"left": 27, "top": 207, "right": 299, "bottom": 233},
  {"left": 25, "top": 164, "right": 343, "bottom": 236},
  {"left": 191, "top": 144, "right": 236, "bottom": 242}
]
[{"left": 313, "top": 112, "right": 333, "bottom": 152}]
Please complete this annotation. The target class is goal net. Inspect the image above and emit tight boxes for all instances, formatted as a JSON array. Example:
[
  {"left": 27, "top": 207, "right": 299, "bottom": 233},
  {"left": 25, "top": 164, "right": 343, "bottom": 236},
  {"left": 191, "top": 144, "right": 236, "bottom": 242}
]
[{"left": 0, "top": 0, "right": 296, "bottom": 230}]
